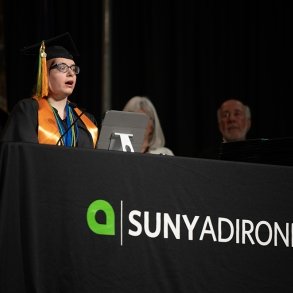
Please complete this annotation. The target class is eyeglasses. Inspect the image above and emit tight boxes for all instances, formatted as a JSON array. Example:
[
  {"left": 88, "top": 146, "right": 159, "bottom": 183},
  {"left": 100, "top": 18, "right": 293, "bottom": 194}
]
[{"left": 49, "top": 63, "right": 80, "bottom": 75}]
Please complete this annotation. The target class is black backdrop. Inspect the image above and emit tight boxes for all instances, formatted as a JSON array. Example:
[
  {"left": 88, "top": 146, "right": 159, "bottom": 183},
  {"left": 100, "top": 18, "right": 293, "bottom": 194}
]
[{"left": 3, "top": 0, "right": 293, "bottom": 157}]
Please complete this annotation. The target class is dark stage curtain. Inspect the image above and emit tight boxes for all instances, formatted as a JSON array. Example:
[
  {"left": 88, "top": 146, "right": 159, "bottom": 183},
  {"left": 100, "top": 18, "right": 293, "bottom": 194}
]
[{"left": 3, "top": 0, "right": 293, "bottom": 157}]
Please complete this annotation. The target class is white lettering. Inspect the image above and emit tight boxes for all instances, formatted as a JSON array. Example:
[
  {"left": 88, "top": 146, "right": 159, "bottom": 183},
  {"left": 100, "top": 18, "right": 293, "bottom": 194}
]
[
  {"left": 126, "top": 209, "right": 293, "bottom": 248},
  {"left": 200, "top": 216, "right": 216, "bottom": 241},
  {"left": 128, "top": 210, "right": 142, "bottom": 236},
  {"left": 291, "top": 224, "right": 293, "bottom": 247},
  {"left": 236, "top": 219, "right": 240, "bottom": 243},
  {"left": 144, "top": 212, "right": 161, "bottom": 238},
  {"left": 255, "top": 221, "right": 272, "bottom": 246},
  {"left": 164, "top": 213, "right": 180, "bottom": 239},
  {"left": 218, "top": 217, "right": 234, "bottom": 242},
  {"left": 182, "top": 215, "right": 200, "bottom": 240},
  {"left": 274, "top": 222, "right": 289, "bottom": 247},
  {"left": 242, "top": 220, "right": 255, "bottom": 245}
]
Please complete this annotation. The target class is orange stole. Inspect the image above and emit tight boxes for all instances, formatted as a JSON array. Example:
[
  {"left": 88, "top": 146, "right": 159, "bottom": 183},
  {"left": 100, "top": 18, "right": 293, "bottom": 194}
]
[{"left": 37, "top": 98, "right": 98, "bottom": 147}]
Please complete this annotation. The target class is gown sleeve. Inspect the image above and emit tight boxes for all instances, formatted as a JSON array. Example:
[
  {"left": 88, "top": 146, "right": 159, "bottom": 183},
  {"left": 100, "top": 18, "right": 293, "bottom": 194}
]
[{"left": 0, "top": 98, "right": 39, "bottom": 143}]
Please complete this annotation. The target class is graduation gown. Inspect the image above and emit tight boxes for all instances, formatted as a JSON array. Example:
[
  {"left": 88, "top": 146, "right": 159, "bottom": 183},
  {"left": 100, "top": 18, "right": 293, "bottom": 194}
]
[{"left": 0, "top": 98, "right": 98, "bottom": 149}]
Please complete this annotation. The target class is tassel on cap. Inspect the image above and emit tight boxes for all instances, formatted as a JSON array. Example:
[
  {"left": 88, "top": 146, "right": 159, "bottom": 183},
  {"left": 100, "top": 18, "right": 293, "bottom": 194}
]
[{"left": 36, "top": 41, "right": 48, "bottom": 99}]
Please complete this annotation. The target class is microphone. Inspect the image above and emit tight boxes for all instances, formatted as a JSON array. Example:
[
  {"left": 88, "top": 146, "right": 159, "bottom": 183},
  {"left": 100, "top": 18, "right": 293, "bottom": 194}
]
[{"left": 56, "top": 106, "right": 85, "bottom": 146}]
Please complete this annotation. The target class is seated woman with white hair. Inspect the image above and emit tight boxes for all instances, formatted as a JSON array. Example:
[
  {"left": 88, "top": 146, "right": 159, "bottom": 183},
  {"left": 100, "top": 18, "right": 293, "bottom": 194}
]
[{"left": 122, "top": 96, "right": 174, "bottom": 156}]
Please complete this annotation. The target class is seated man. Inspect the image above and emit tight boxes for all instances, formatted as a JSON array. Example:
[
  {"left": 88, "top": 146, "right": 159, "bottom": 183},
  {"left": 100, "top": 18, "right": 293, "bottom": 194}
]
[
  {"left": 198, "top": 98, "right": 251, "bottom": 159},
  {"left": 217, "top": 99, "right": 251, "bottom": 143}
]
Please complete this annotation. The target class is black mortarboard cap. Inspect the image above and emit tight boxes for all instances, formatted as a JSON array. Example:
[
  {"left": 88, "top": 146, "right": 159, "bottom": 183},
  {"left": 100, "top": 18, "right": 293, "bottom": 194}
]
[{"left": 21, "top": 32, "right": 79, "bottom": 60}]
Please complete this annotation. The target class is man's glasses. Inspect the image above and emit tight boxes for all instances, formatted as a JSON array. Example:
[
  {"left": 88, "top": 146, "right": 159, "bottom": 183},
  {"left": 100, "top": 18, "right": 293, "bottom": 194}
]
[{"left": 49, "top": 63, "right": 80, "bottom": 75}]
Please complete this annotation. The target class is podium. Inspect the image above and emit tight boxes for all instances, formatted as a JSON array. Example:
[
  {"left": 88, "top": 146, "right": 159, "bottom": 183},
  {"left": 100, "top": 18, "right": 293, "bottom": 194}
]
[{"left": 1, "top": 142, "right": 293, "bottom": 292}]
